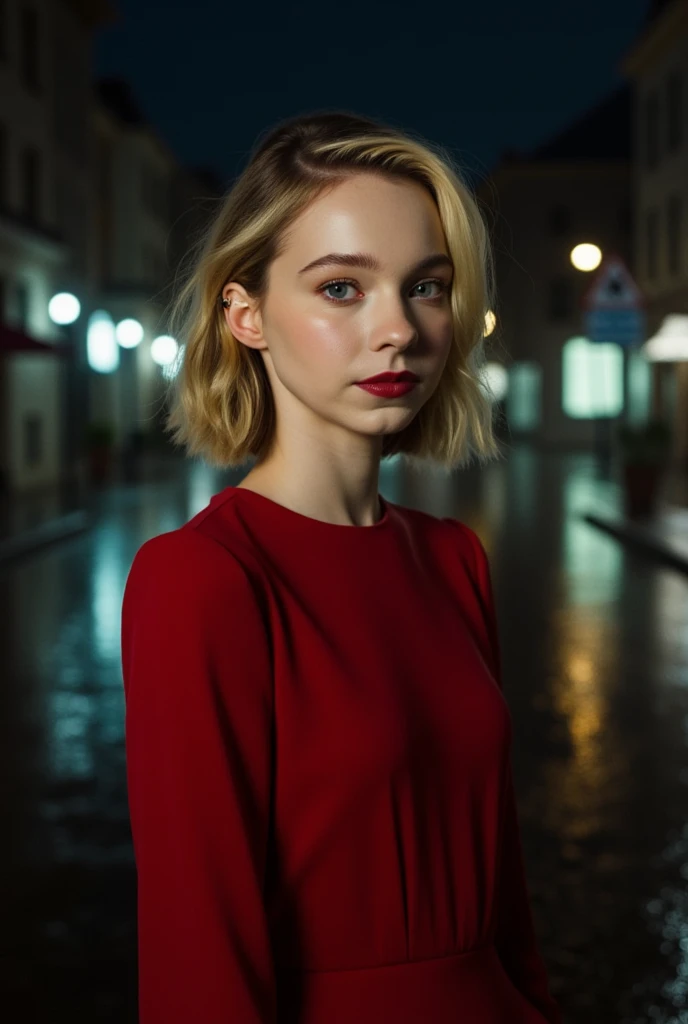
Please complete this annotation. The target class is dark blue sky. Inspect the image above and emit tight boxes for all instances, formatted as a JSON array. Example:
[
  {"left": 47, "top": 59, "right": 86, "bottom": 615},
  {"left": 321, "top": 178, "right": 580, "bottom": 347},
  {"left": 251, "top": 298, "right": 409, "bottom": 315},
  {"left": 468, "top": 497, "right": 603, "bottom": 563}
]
[{"left": 94, "top": 0, "right": 653, "bottom": 188}]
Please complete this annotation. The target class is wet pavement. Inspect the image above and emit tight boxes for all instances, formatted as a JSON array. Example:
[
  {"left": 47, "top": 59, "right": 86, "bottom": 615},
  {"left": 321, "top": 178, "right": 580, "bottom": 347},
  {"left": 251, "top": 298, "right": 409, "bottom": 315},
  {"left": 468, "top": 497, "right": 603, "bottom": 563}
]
[{"left": 2, "top": 448, "right": 688, "bottom": 1023}]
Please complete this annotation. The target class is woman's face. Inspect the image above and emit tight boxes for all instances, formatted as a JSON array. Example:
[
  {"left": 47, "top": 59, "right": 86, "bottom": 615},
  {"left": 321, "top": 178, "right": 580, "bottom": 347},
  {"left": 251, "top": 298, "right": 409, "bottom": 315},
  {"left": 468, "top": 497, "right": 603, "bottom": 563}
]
[{"left": 225, "top": 172, "right": 455, "bottom": 451}]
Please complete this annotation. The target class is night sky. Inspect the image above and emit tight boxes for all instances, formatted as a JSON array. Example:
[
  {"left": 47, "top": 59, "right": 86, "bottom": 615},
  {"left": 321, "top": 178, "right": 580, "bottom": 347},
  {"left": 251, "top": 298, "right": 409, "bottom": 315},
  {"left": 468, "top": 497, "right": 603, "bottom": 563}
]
[{"left": 94, "top": 0, "right": 654, "bottom": 189}]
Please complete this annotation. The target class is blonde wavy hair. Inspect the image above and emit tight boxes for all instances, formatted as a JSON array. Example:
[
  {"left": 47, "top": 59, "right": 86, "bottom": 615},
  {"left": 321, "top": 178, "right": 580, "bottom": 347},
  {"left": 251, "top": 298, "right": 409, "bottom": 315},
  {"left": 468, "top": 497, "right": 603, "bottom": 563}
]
[{"left": 164, "top": 109, "right": 502, "bottom": 473}]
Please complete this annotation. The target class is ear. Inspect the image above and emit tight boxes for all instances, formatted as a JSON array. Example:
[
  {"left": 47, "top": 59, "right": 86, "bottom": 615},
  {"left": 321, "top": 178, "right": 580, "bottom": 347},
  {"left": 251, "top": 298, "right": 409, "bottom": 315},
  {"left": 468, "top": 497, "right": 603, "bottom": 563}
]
[{"left": 220, "top": 286, "right": 266, "bottom": 352}]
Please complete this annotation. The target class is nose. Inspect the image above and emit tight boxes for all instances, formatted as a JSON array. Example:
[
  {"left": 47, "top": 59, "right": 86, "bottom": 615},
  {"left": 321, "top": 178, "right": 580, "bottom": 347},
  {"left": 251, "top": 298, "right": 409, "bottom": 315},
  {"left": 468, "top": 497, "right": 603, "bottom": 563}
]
[{"left": 369, "top": 295, "right": 420, "bottom": 350}]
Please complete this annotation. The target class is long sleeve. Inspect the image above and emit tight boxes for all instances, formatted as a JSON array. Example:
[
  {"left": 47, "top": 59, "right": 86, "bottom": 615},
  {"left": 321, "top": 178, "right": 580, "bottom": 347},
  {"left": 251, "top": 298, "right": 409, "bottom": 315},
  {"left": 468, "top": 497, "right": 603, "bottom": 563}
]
[
  {"left": 463, "top": 524, "right": 563, "bottom": 1024},
  {"left": 121, "top": 528, "right": 277, "bottom": 1024}
]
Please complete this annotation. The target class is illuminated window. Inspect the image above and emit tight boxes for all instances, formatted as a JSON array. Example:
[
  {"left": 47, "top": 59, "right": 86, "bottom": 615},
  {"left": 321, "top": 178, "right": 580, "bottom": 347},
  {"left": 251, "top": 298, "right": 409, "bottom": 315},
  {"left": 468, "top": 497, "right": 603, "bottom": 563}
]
[
  {"left": 562, "top": 336, "right": 623, "bottom": 418},
  {"left": 507, "top": 362, "right": 541, "bottom": 431}
]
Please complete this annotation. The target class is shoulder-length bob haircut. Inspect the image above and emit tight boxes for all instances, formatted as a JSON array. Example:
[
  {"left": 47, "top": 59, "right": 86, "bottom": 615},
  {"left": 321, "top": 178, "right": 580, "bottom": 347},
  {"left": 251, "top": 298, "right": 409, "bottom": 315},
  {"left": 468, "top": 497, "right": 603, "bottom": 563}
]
[{"left": 164, "top": 109, "right": 503, "bottom": 474}]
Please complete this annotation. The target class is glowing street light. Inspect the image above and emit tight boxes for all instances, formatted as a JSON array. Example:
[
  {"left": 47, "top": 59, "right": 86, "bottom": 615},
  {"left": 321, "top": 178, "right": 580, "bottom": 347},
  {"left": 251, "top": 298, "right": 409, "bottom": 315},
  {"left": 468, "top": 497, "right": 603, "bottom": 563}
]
[
  {"left": 151, "top": 335, "right": 179, "bottom": 368},
  {"left": 116, "top": 318, "right": 144, "bottom": 349},
  {"left": 482, "top": 361, "right": 508, "bottom": 402},
  {"left": 48, "top": 292, "right": 81, "bottom": 325},
  {"left": 570, "top": 244, "right": 602, "bottom": 272},
  {"left": 87, "top": 309, "right": 119, "bottom": 373},
  {"left": 484, "top": 310, "right": 497, "bottom": 337},
  {"left": 162, "top": 343, "right": 185, "bottom": 381}
]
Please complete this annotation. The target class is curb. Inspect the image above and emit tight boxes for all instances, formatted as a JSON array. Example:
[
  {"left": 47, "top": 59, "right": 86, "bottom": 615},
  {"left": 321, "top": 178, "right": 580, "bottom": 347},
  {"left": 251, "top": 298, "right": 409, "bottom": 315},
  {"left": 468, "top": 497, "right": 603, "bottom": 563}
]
[
  {"left": 583, "top": 512, "right": 688, "bottom": 576},
  {"left": 0, "top": 510, "right": 92, "bottom": 565}
]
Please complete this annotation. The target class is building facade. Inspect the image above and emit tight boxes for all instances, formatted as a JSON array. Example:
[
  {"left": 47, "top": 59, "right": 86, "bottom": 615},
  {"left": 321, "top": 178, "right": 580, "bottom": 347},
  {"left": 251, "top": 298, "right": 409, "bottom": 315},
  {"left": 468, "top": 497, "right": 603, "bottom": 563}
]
[
  {"left": 478, "top": 88, "right": 635, "bottom": 452},
  {"left": 92, "top": 78, "right": 224, "bottom": 457},
  {"left": 623, "top": 0, "right": 688, "bottom": 466},
  {"left": 0, "top": 0, "right": 114, "bottom": 493},
  {"left": 0, "top": 1, "right": 224, "bottom": 494}
]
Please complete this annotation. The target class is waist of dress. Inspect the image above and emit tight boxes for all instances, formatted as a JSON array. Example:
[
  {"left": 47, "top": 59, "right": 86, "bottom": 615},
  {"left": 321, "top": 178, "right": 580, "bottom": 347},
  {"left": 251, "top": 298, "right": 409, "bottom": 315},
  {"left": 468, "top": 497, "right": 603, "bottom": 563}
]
[{"left": 275, "top": 942, "right": 547, "bottom": 1024}]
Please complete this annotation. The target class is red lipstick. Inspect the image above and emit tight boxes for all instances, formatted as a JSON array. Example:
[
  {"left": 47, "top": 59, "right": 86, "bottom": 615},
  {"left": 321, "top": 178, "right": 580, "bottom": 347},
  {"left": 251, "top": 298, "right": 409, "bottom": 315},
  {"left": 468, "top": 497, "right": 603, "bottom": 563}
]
[{"left": 356, "top": 370, "right": 420, "bottom": 398}]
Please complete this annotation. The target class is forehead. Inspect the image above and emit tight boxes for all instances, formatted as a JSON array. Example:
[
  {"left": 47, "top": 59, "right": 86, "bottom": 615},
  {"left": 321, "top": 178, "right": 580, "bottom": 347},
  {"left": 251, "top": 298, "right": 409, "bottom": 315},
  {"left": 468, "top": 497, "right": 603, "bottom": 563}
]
[{"left": 276, "top": 173, "right": 446, "bottom": 268}]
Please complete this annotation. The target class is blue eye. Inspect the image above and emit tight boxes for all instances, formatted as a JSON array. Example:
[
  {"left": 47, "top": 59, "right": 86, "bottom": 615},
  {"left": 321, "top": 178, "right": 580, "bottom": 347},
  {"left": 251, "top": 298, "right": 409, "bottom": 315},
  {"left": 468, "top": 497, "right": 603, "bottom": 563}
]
[{"left": 317, "top": 278, "right": 449, "bottom": 304}]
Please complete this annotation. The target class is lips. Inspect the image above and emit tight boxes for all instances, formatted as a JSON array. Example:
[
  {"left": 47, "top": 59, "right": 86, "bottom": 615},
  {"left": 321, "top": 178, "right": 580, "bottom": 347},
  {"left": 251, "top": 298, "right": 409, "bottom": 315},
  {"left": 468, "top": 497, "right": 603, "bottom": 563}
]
[{"left": 357, "top": 371, "right": 420, "bottom": 384}]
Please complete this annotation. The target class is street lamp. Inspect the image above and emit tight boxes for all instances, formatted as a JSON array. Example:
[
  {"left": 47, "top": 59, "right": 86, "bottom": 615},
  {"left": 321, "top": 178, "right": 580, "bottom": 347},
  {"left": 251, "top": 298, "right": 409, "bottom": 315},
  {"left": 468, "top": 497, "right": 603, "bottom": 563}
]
[
  {"left": 48, "top": 291, "right": 81, "bottom": 326},
  {"left": 570, "top": 244, "right": 602, "bottom": 272},
  {"left": 87, "top": 310, "right": 119, "bottom": 374},
  {"left": 115, "top": 318, "right": 144, "bottom": 349},
  {"left": 484, "top": 310, "right": 497, "bottom": 337},
  {"left": 48, "top": 290, "right": 87, "bottom": 489}
]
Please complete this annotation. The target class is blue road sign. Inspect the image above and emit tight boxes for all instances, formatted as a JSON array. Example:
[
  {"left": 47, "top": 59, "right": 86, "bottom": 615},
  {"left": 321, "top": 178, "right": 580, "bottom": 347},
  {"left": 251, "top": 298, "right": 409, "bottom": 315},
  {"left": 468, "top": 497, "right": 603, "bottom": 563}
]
[
  {"left": 583, "top": 307, "right": 647, "bottom": 347},
  {"left": 581, "top": 254, "right": 646, "bottom": 346}
]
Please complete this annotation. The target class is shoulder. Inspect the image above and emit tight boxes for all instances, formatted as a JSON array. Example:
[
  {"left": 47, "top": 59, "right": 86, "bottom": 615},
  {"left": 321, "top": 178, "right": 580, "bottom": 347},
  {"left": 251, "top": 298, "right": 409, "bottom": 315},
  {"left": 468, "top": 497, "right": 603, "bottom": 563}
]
[
  {"left": 440, "top": 516, "right": 494, "bottom": 608},
  {"left": 441, "top": 516, "right": 489, "bottom": 572},
  {"left": 123, "top": 523, "right": 264, "bottom": 616}
]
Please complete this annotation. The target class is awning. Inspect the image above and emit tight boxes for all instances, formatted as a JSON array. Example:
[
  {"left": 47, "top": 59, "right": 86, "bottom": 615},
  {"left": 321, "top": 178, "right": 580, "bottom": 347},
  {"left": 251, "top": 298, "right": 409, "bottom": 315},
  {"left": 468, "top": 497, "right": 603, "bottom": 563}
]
[{"left": 0, "top": 322, "right": 72, "bottom": 357}]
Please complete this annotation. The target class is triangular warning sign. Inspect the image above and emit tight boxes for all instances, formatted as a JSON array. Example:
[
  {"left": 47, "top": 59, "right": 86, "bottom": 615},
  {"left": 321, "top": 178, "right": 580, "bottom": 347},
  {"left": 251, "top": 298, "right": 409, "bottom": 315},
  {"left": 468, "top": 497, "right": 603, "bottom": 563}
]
[{"left": 582, "top": 255, "right": 644, "bottom": 310}]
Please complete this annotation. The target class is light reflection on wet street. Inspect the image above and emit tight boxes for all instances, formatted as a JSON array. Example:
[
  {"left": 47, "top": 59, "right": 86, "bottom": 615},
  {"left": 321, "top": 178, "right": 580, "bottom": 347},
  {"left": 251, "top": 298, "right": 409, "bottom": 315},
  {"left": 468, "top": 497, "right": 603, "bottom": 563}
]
[{"left": 2, "top": 449, "right": 688, "bottom": 1022}]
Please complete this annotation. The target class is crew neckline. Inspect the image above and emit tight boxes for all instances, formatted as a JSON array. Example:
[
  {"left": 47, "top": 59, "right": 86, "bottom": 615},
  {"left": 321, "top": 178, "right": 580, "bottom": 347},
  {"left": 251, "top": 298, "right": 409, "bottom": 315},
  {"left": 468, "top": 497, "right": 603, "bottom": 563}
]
[{"left": 223, "top": 484, "right": 392, "bottom": 531}]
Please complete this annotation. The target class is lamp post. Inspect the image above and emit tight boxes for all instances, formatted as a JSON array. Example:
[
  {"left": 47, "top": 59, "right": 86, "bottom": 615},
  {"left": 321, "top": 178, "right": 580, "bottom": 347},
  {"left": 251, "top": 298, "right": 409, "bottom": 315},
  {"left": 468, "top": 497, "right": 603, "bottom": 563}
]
[
  {"left": 48, "top": 291, "right": 87, "bottom": 494},
  {"left": 569, "top": 244, "right": 615, "bottom": 472}
]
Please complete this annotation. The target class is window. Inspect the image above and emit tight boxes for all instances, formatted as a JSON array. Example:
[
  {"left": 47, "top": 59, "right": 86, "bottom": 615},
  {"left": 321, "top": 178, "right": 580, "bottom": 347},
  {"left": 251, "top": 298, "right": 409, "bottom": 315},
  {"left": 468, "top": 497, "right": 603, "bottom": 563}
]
[
  {"left": 20, "top": 5, "right": 40, "bottom": 94},
  {"left": 562, "top": 337, "right": 624, "bottom": 419},
  {"left": 646, "top": 208, "right": 660, "bottom": 280},
  {"left": 548, "top": 276, "right": 574, "bottom": 321},
  {"left": 507, "top": 363, "right": 542, "bottom": 431},
  {"left": 667, "top": 72, "right": 683, "bottom": 153},
  {"left": 549, "top": 205, "right": 572, "bottom": 236},
  {"left": 21, "top": 145, "right": 40, "bottom": 221},
  {"left": 667, "top": 194, "right": 682, "bottom": 275},
  {"left": 645, "top": 91, "right": 660, "bottom": 170}
]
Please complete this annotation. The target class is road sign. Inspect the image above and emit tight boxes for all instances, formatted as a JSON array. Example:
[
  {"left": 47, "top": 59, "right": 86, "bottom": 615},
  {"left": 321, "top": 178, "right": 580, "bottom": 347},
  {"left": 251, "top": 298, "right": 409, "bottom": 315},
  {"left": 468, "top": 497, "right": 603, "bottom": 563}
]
[{"left": 581, "top": 255, "right": 646, "bottom": 347}]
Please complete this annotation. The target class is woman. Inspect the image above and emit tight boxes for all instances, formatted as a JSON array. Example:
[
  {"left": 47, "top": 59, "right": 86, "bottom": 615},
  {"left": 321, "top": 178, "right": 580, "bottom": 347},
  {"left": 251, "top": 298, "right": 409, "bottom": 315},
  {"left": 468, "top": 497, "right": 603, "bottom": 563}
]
[{"left": 121, "top": 110, "right": 562, "bottom": 1024}]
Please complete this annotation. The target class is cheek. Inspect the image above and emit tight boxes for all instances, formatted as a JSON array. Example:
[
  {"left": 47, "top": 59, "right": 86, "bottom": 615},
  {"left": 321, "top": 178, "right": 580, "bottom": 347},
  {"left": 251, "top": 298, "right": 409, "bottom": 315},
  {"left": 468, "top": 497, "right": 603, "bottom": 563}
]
[
  {"left": 432, "top": 316, "right": 454, "bottom": 356},
  {"left": 287, "top": 311, "right": 357, "bottom": 372}
]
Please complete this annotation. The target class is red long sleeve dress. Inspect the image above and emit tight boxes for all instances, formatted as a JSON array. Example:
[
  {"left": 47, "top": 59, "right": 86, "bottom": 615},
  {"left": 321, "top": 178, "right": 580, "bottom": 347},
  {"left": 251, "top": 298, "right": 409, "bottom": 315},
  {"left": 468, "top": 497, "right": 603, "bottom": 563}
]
[{"left": 121, "top": 484, "right": 562, "bottom": 1024}]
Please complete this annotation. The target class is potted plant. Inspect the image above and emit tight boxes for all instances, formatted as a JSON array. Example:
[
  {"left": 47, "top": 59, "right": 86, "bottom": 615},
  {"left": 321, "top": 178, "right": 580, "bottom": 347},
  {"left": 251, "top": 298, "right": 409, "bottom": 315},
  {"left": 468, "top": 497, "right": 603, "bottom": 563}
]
[
  {"left": 616, "top": 418, "right": 672, "bottom": 518},
  {"left": 85, "top": 421, "right": 115, "bottom": 487}
]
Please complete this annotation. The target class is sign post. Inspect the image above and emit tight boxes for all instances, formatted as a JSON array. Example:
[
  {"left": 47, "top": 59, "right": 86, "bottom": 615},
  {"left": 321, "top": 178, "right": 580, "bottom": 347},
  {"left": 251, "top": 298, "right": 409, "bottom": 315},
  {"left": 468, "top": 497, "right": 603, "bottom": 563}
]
[
  {"left": 580, "top": 254, "right": 646, "bottom": 471},
  {"left": 582, "top": 254, "right": 646, "bottom": 347}
]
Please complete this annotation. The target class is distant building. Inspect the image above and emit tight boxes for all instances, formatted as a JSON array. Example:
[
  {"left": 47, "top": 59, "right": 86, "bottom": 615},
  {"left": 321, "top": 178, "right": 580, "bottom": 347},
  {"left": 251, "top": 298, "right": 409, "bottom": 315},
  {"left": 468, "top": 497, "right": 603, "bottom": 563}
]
[
  {"left": 0, "top": 1, "right": 224, "bottom": 494},
  {"left": 0, "top": 0, "right": 115, "bottom": 493},
  {"left": 91, "top": 77, "right": 222, "bottom": 455},
  {"left": 622, "top": 0, "right": 688, "bottom": 465},
  {"left": 88, "top": 76, "right": 225, "bottom": 470},
  {"left": 477, "top": 87, "right": 633, "bottom": 452}
]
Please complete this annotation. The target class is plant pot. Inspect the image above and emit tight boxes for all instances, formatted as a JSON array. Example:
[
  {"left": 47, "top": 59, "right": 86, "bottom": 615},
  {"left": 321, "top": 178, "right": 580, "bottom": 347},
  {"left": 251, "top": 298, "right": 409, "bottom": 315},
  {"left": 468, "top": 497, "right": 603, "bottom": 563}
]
[{"left": 621, "top": 461, "right": 664, "bottom": 519}]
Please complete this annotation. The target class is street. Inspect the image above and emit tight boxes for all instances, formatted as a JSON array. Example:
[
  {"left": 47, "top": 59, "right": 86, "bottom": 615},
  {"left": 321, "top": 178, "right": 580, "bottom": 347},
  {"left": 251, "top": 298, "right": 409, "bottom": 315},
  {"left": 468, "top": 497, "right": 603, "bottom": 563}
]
[{"left": 2, "top": 448, "right": 688, "bottom": 1023}]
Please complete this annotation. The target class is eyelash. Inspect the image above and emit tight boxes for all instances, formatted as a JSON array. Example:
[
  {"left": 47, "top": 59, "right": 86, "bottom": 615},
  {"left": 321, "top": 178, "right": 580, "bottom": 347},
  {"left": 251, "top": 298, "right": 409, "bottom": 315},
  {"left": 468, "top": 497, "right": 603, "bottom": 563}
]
[{"left": 316, "top": 277, "right": 450, "bottom": 305}]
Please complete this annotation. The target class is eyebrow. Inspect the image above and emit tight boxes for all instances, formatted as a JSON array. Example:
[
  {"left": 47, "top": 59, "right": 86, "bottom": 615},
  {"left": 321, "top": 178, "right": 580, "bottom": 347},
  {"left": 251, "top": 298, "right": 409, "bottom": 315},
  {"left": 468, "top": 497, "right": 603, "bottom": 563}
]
[{"left": 297, "top": 251, "right": 454, "bottom": 277}]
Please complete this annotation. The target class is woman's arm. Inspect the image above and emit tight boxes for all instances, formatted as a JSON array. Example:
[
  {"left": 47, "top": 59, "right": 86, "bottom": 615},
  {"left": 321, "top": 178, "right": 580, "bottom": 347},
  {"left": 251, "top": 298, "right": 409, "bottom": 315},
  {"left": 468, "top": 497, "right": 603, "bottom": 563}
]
[
  {"left": 457, "top": 522, "right": 563, "bottom": 1024},
  {"left": 121, "top": 527, "right": 277, "bottom": 1024}
]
